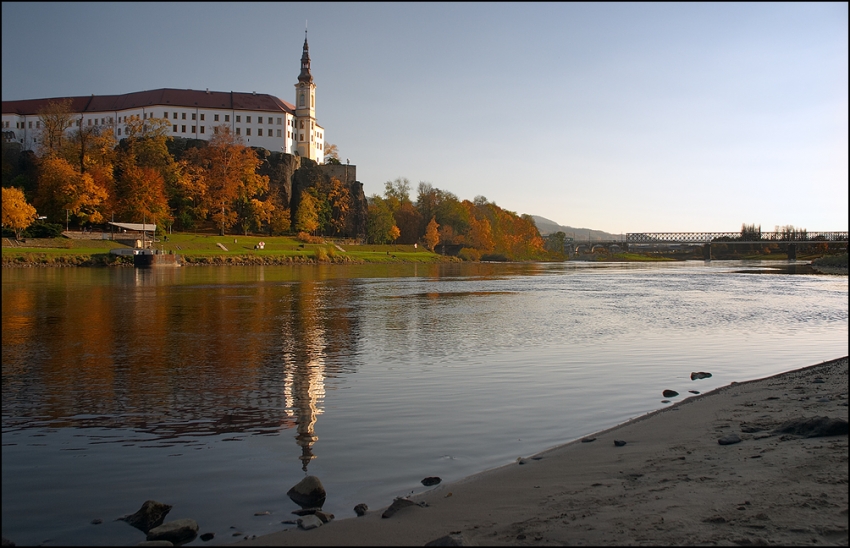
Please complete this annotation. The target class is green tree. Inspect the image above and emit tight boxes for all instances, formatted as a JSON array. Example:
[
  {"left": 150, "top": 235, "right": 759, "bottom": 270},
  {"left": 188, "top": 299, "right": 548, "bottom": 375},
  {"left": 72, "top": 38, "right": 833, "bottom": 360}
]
[{"left": 366, "top": 195, "right": 398, "bottom": 244}]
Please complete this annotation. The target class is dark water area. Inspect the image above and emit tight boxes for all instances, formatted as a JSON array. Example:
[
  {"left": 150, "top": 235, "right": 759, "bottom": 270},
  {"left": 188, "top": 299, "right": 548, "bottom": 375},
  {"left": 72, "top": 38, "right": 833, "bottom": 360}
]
[{"left": 2, "top": 261, "right": 847, "bottom": 546}]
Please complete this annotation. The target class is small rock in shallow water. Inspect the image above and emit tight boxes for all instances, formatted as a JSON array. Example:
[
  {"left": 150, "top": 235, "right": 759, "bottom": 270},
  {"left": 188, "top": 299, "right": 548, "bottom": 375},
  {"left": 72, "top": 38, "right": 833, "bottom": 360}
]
[
  {"left": 120, "top": 500, "right": 173, "bottom": 533},
  {"left": 315, "top": 511, "right": 334, "bottom": 523},
  {"left": 421, "top": 476, "right": 442, "bottom": 486},
  {"left": 691, "top": 372, "right": 712, "bottom": 380},
  {"left": 146, "top": 518, "right": 198, "bottom": 544},
  {"left": 200, "top": 532, "right": 215, "bottom": 541},
  {"left": 614, "top": 440, "right": 627, "bottom": 447},
  {"left": 297, "top": 515, "right": 323, "bottom": 530},
  {"left": 287, "top": 476, "right": 326, "bottom": 509},
  {"left": 689, "top": 390, "right": 700, "bottom": 394},
  {"left": 718, "top": 434, "right": 742, "bottom": 445},
  {"left": 91, "top": 519, "right": 103, "bottom": 525},
  {"left": 662, "top": 390, "right": 679, "bottom": 398}
]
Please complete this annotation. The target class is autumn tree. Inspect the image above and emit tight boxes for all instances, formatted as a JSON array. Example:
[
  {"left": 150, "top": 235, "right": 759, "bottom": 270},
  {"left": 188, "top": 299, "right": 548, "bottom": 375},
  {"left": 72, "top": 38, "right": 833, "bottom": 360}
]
[
  {"left": 423, "top": 217, "right": 440, "bottom": 251},
  {"left": 295, "top": 190, "right": 319, "bottom": 234},
  {"left": 324, "top": 142, "right": 340, "bottom": 164},
  {"left": 327, "top": 176, "right": 351, "bottom": 236},
  {"left": 2, "top": 186, "right": 37, "bottom": 240},
  {"left": 183, "top": 126, "right": 268, "bottom": 235},
  {"left": 34, "top": 157, "right": 108, "bottom": 226},
  {"left": 36, "top": 99, "right": 74, "bottom": 158}
]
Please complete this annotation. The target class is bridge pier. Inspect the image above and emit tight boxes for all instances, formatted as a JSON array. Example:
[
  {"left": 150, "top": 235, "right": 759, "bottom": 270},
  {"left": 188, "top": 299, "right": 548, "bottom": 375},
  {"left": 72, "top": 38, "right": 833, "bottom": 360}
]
[
  {"left": 703, "top": 243, "right": 711, "bottom": 261},
  {"left": 787, "top": 244, "right": 796, "bottom": 260}
]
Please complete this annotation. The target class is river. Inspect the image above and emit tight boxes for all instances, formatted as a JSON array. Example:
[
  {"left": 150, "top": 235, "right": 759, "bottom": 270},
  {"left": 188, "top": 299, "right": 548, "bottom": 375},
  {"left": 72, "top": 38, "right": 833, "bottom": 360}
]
[{"left": 2, "top": 261, "right": 847, "bottom": 546}]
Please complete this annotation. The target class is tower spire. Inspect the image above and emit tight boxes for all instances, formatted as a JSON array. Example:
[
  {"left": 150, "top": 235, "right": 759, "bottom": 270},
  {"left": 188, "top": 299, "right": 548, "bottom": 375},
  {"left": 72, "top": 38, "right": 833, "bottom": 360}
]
[{"left": 298, "top": 25, "right": 313, "bottom": 84}]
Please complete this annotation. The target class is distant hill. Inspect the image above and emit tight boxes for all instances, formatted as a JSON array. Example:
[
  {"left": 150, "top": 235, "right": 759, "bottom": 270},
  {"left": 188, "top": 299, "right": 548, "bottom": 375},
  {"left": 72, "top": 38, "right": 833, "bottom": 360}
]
[{"left": 531, "top": 216, "right": 622, "bottom": 241}]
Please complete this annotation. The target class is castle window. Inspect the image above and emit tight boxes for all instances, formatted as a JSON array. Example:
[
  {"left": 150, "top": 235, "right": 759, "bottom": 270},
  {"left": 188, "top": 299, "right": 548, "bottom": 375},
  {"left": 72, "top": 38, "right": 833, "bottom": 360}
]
[
  {"left": 258, "top": 129, "right": 262, "bottom": 137},
  {"left": 258, "top": 117, "right": 263, "bottom": 124},
  {"left": 164, "top": 112, "right": 168, "bottom": 118},
  {"left": 246, "top": 116, "right": 251, "bottom": 123},
  {"left": 236, "top": 127, "right": 241, "bottom": 135},
  {"left": 214, "top": 114, "right": 219, "bottom": 121},
  {"left": 214, "top": 126, "right": 218, "bottom": 134},
  {"left": 246, "top": 128, "right": 251, "bottom": 136},
  {"left": 299, "top": 134, "right": 304, "bottom": 141},
  {"left": 191, "top": 126, "right": 196, "bottom": 133},
  {"left": 300, "top": 93, "right": 305, "bottom": 106},
  {"left": 192, "top": 113, "right": 196, "bottom": 121},
  {"left": 117, "top": 128, "right": 121, "bottom": 136},
  {"left": 182, "top": 113, "right": 186, "bottom": 120},
  {"left": 277, "top": 129, "right": 282, "bottom": 137},
  {"left": 173, "top": 113, "right": 177, "bottom": 119},
  {"left": 182, "top": 125, "right": 186, "bottom": 133},
  {"left": 225, "top": 115, "right": 230, "bottom": 122},
  {"left": 236, "top": 115, "right": 241, "bottom": 122},
  {"left": 200, "top": 126, "right": 205, "bottom": 134},
  {"left": 200, "top": 114, "right": 205, "bottom": 121},
  {"left": 173, "top": 125, "right": 177, "bottom": 132},
  {"left": 300, "top": 120, "right": 304, "bottom": 129},
  {"left": 277, "top": 118, "right": 282, "bottom": 124}
]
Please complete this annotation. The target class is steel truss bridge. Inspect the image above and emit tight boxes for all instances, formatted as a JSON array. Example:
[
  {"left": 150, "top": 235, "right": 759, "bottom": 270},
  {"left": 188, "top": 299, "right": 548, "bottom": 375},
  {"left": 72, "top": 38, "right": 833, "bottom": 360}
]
[{"left": 625, "top": 231, "right": 848, "bottom": 244}]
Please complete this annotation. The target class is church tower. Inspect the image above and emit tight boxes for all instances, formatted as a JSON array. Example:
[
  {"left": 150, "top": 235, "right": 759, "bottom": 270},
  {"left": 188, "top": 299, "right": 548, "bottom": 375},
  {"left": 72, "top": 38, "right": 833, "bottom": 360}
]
[{"left": 295, "top": 30, "right": 318, "bottom": 161}]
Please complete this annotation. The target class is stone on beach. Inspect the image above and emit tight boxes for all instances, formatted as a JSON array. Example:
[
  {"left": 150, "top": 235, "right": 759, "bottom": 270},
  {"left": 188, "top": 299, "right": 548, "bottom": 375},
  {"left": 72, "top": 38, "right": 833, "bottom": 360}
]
[
  {"left": 297, "top": 515, "right": 323, "bottom": 530},
  {"left": 772, "top": 416, "right": 849, "bottom": 438},
  {"left": 425, "top": 532, "right": 476, "bottom": 546},
  {"left": 382, "top": 497, "right": 418, "bottom": 518},
  {"left": 353, "top": 503, "right": 368, "bottom": 516},
  {"left": 287, "top": 476, "right": 326, "bottom": 509},
  {"left": 145, "top": 518, "right": 199, "bottom": 544},
  {"left": 718, "top": 434, "right": 742, "bottom": 445},
  {"left": 662, "top": 389, "right": 679, "bottom": 398},
  {"left": 614, "top": 439, "right": 627, "bottom": 447},
  {"left": 421, "top": 476, "right": 442, "bottom": 486},
  {"left": 120, "top": 500, "right": 173, "bottom": 533}
]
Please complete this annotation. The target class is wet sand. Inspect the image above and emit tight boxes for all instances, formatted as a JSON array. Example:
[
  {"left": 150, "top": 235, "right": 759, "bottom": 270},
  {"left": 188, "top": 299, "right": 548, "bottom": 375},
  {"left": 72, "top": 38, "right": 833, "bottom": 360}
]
[{"left": 237, "top": 357, "right": 849, "bottom": 546}]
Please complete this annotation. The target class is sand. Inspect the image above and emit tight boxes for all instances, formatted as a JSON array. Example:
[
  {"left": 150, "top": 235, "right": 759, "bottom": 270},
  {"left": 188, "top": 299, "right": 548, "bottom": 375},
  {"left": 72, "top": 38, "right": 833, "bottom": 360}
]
[{"left": 237, "top": 357, "right": 849, "bottom": 546}]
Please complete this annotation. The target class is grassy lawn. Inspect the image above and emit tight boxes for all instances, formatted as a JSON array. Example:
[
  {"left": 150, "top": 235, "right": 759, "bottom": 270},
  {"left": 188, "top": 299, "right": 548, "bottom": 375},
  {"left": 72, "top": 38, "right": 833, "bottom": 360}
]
[{"left": 1, "top": 234, "right": 455, "bottom": 265}]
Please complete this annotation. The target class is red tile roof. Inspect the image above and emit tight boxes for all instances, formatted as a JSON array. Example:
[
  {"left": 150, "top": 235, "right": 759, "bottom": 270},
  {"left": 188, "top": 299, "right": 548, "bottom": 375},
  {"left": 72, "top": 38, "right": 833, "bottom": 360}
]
[{"left": 2, "top": 88, "right": 296, "bottom": 115}]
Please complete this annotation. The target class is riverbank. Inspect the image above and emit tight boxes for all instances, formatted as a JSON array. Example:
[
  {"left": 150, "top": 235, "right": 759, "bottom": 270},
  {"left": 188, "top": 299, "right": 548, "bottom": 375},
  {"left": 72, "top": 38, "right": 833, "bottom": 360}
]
[{"left": 238, "top": 357, "right": 849, "bottom": 546}]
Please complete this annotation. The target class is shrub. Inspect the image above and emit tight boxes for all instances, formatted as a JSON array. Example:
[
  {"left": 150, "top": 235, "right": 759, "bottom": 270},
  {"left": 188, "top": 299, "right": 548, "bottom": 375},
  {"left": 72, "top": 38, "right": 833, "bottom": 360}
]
[
  {"left": 23, "top": 221, "right": 64, "bottom": 239},
  {"left": 458, "top": 247, "right": 481, "bottom": 261},
  {"left": 480, "top": 253, "right": 509, "bottom": 262},
  {"left": 314, "top": 247, "right": 329, "bottom": 261}
]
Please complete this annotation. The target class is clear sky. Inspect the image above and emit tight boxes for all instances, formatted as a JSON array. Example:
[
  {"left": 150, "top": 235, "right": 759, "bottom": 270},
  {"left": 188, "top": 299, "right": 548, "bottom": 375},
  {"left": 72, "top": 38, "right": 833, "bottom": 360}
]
[{"left": 2, "top": 2, "right": 847, "bottom": 234}]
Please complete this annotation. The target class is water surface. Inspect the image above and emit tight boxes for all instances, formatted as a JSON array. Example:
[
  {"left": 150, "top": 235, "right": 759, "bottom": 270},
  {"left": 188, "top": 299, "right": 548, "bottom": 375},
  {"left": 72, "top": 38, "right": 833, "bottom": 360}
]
[{"left": 2, "top": 261, "right": 847, "bottom": 545}]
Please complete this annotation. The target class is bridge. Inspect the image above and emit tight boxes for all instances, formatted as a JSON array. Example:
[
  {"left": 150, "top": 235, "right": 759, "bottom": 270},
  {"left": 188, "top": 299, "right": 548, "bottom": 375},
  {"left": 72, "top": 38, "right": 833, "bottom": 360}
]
[{"left": 559, "top": 231, "right": 848, "bottom": 259}]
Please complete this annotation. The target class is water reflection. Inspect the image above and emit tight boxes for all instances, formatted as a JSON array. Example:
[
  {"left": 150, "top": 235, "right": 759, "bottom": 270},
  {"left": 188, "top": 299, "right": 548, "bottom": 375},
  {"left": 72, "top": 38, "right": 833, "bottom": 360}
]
[{"left": 1, "top": 269, "right": 366, "bottom": 478}]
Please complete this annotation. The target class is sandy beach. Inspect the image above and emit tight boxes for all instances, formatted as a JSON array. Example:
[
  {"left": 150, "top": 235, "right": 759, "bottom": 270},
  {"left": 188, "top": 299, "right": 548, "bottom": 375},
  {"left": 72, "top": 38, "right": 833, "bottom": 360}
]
[{"left": 238, "top": 357, "right": 849, "bottom": 546}]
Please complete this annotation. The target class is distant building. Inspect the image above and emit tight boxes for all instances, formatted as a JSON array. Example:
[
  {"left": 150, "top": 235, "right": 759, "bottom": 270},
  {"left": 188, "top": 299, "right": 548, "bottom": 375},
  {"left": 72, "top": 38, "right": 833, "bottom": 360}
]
[{"left": 1, "top": 33, "right": 325, "bottom": 162}]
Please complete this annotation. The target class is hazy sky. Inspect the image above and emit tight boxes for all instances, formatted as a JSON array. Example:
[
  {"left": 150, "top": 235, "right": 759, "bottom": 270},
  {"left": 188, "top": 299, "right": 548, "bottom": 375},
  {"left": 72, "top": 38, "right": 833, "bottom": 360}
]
[{"left": 3, "top": 2, "right": 847, "bottom": 234}]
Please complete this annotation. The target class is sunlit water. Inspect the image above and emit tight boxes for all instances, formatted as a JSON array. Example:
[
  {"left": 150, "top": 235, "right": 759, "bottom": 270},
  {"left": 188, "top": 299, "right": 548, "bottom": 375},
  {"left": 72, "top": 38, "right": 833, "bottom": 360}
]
[{"left": 2, "top": 261, "right": 847, "bottom": 546}]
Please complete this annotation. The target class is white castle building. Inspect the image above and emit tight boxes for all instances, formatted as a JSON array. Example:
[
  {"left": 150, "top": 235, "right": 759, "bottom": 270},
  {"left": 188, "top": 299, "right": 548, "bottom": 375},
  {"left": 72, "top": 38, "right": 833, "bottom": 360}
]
[{"left": 2, "top": 33, "right": 325, "bottom": 162}]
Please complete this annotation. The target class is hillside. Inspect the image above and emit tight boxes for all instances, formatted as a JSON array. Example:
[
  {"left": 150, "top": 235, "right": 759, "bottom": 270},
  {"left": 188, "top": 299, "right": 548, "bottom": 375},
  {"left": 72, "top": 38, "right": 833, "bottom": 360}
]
[{"left": 531, "top": 216, "right": 622, "bottom": 241}]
